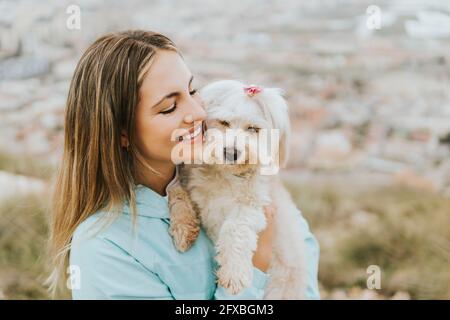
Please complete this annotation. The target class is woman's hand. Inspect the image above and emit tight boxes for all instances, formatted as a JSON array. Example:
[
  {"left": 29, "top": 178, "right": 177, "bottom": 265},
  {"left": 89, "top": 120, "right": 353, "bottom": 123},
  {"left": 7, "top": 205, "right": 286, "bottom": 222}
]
[{"left": 252, "top": 204, "right": 276, "bottom": 272}]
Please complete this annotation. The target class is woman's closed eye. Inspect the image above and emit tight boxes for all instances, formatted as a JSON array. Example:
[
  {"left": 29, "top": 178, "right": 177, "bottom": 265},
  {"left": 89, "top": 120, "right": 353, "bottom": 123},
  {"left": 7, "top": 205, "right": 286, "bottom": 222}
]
[
  {"left": 160, "top": 103, "right": 177, "bottom": 114},
  {"left": 159, "top": 88, "right": 198, "bottom": 115}
]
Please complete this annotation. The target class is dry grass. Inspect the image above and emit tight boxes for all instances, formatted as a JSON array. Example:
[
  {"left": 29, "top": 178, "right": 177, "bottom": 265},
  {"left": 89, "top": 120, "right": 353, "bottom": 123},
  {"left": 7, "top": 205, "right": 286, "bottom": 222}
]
[
  {"left": 0, "top": 194, "right": 51, "bottom": 299},
  {"left": 0, "top": 151, "right": 55, "bottom": 181},
  {"left": 286, "top": 182, "right": 450, "bottom": 299},
  {"left": 0, "top": 175, "right": 449, "bottom": 299}
]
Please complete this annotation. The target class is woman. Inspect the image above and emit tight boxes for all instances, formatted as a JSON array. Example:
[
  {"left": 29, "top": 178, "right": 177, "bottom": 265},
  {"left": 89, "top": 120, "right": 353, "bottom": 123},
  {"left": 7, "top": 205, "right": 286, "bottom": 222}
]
[{"left": 48, "top": 30, "right": 320, "bottom": 299}]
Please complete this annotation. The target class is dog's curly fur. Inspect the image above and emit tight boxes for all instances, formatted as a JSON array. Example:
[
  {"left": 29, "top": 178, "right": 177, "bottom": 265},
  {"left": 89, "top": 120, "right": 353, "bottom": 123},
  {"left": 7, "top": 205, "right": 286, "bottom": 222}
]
[{"left": 168, "top": 80, "right": 308, "bottom": 299}]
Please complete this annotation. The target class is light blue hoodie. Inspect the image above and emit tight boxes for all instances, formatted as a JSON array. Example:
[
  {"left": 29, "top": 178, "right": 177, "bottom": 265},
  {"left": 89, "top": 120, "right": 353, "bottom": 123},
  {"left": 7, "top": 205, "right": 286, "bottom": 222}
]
[{"left": 69, "top": 178, "right": 320, "bottom": 299}]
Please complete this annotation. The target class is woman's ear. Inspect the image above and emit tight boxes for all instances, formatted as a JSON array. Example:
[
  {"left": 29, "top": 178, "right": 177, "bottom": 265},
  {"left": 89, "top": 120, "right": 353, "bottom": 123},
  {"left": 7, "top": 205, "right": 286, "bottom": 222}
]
[{"left": 121, "top": 130, "right": 129, "bottom": 148}]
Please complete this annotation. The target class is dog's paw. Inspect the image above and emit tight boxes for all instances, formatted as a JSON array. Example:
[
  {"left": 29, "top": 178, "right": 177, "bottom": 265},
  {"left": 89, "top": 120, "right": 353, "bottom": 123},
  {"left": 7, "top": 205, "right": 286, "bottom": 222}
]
[
  {"left": 216, "top": 263, "right": 253, "bottom": 295},
  {"left": 169, "top": 222, "right": 200, "bottom": 252}
]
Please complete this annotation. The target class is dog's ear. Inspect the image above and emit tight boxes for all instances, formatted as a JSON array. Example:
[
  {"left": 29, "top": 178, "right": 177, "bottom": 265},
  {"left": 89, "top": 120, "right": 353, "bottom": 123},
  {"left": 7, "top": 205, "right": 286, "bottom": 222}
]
[{"left": 256, "top": 88, "right": 291, "bottom": 169}]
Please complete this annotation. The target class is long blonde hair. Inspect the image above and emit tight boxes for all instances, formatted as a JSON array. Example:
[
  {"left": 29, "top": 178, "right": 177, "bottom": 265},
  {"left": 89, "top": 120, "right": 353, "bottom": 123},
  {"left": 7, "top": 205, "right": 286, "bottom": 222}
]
[{"left": 48, "top": 30, "right": 179, "bottom": 296}]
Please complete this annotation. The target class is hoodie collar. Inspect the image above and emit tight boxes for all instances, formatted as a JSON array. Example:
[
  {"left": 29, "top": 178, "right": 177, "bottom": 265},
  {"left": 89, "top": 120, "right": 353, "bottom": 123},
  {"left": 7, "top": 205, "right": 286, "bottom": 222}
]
[{"left": 122, "top": 165, "right": 180, "bottom": 219}]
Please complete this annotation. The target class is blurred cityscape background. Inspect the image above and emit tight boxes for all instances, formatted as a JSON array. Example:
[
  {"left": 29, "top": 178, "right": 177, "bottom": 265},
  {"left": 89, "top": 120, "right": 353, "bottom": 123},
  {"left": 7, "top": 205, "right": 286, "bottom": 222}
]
[{"left": 0, "top": 0, "right": 449, "bottom": 299}]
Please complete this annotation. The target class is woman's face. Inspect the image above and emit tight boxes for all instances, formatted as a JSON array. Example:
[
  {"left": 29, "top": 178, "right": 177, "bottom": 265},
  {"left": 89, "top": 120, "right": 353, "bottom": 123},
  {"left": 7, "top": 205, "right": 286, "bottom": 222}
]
[{"left": 132, "top": 50, "right": 206, "bottom": 167}]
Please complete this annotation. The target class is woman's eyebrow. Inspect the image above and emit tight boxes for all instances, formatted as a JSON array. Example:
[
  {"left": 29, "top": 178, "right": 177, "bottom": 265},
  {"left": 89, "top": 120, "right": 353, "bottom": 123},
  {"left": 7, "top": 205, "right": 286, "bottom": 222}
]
[{"left": 151, "top": 75, "right": 194, "bottom": 109}]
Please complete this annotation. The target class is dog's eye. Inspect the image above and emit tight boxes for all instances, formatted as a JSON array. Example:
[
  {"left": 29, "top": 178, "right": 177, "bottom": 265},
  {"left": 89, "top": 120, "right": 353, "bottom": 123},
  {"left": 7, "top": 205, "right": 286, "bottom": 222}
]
[
  {"left": 218, "top": 120, "right": 230, "bottom": 127},
  {"left": 247, "top": 126, "right": 260, "bottom": 133}
]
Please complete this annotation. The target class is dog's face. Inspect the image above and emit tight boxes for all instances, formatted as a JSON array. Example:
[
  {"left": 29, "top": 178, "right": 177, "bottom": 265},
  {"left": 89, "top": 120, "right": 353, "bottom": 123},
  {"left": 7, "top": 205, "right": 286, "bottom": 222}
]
[
  {"left": 205, "top": 104, "right": 265, "bottom": 172},
  {"left": 199, "top": 80, "right": 290, "bottom": 175}
]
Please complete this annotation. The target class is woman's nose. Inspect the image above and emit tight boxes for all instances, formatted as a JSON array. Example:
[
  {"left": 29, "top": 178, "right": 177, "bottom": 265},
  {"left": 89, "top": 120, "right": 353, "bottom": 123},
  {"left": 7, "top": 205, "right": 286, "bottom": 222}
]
[{"left": 183, "top": 95, "right": 206, "bottom": 124}]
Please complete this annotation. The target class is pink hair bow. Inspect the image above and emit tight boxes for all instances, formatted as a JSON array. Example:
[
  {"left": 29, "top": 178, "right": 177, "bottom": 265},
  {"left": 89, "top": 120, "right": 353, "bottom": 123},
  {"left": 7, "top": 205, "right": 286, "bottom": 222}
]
[{"left": 243, "top": 85, "right": 262, "bottom": 97}]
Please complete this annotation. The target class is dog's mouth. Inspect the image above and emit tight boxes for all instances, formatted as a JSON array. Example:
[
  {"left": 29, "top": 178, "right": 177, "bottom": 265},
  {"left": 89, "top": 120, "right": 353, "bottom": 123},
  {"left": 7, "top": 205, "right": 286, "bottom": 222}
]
[
  {"left": 202, "top": 121, "right": 207, "bottom": 140},
  {"left": 223, "top": 148, "right": 241, "bottom": 164}
]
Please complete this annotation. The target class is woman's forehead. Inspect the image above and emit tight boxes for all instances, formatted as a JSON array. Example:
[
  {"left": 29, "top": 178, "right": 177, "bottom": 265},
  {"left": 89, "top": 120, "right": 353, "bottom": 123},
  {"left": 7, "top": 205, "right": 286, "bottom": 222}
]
[{"left": 142, "top": 51, "right": 191, "bottom": 91}]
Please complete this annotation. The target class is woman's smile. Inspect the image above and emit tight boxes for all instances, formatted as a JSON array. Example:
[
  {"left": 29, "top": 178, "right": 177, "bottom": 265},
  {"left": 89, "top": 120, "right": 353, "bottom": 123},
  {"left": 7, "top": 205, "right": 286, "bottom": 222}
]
[{"left": 177, "top": 123, "right": 203, "bottom": 144}]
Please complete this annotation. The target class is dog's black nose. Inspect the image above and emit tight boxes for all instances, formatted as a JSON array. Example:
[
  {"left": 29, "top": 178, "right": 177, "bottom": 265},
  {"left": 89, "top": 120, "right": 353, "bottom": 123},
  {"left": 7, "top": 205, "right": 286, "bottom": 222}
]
[{"left": 224, "top": 147, "right": 241, "bottom": 162}]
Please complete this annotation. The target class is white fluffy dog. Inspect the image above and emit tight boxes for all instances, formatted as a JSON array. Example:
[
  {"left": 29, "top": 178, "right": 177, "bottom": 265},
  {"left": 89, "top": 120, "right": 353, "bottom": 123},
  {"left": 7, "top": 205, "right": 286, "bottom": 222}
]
[{"left": 168, "top": 80, "right": 308, "bottom": 299}]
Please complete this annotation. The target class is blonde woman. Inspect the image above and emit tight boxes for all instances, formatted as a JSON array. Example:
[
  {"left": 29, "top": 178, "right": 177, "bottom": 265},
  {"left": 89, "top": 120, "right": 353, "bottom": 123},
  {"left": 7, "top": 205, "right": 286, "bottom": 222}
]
[{"left": 48, "top": 30, "right": 320, "bottom": 299}]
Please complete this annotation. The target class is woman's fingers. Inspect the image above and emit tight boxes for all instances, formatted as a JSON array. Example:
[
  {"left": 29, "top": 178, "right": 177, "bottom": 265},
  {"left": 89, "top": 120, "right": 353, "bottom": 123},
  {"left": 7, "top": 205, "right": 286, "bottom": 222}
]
[
  {"left": 253, "top": 204, "right": 276, "bottom": 272},
  {"left": 264, "top": 203, "right": 276, "bottom": 220}
]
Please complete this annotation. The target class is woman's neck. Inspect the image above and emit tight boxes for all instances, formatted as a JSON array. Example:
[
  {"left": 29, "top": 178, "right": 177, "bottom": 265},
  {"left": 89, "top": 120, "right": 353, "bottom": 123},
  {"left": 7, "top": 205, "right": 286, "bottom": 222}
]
[{"left": 135, "top": 161, "right": 176, "bottom": 196}]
